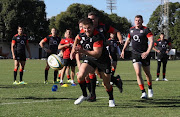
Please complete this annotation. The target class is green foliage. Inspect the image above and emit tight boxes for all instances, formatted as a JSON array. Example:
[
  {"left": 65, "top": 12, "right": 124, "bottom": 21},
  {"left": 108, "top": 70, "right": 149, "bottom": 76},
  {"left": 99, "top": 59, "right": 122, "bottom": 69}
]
[
  {"left": 0, "top": 0, "right": 49, "bottom": 42},
  {"left": 49, "top": 3, "right": 131, "bottom": 38},
  {"left": 147, "top": 2, "right": 180, "bottom": 51}
]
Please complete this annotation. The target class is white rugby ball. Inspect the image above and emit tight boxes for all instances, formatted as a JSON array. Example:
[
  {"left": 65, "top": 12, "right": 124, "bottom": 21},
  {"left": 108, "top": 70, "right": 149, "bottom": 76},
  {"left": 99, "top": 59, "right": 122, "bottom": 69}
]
[{"left": 47, "top": 54, "right": 64, "bottom": 70}]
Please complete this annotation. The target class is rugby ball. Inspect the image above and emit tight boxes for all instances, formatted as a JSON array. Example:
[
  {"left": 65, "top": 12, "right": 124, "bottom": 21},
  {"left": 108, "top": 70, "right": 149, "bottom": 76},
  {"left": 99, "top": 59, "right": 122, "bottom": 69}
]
[{"left": 47, "top": 54, "right": 64, "bottom": 70}]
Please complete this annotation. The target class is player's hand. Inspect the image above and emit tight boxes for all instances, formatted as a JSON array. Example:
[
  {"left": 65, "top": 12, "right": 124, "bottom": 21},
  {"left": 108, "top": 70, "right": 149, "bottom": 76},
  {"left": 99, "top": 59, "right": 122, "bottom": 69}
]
[
  {"left": 70, "top": 51, "right": 75, "bottom": 60},
  {"left": 120, "top": 51, "right": 125, "bottom": 59},
  {"left": 74, "top": 46, "right": 81, "bottom": 53},
  {"left": 12, "top": 55, "right": 16, "bottom": 60},
  {"left": 141, "top": 52, "right": 149, "bottom": 59},
  {"left": 156, "top": 50, "right": 160, "bottom": 53},
  {"left": 119, "top": 40, "right": 124, "bottom": 45},
  {"left": 166, "top": 50, "right": 169, "bottom": 54}
]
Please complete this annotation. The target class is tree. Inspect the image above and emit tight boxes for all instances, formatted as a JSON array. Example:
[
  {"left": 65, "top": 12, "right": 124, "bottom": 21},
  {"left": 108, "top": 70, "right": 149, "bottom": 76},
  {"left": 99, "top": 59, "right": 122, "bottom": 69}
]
[
  {"left": 147, "top": 2, "right": 180, "bottom": 51},
  {"left": 49, "top": 3, "right": 131, "bottom": 38},
  {"left": 0, "top": 0, "right": 49, "bottom": 42}
]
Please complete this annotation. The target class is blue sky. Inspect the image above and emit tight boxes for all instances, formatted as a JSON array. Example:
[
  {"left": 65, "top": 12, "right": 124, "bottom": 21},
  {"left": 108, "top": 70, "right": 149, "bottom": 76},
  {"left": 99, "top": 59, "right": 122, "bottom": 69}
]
[{"left": 44, "top": 0, "right": 180, "bottom": 25}]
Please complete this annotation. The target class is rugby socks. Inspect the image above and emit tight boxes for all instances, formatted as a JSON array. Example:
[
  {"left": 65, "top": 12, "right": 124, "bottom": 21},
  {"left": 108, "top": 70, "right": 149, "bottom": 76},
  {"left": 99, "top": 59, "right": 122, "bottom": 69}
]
[
  {"left": 111, "top": 68, "right": 115, "bottom": 76},
  {"left": 67, "top": 75, "right": 70, "bottom": 80},
  {"left": 58, "top": 73, "right": 61, "bottom": 79},
  {"left": 147, "top": 82, "right": 152, "bottom": 89},
  {"left": 157, "top": 73, "right": 160, "bottom": 78},
  {"left": 139, "top": 84, "right": 146, "bottom": 93},
  {"left": 86, "top": 79, "right": 91, "bottom": 93},
  {"left": 19, "top": 69, "right": 23, "bottom": 81},
  {"left": 45, "top": 68, "right": 49, "bottom": 81},
  {"left": 163, "top": 73, "right": 166, "bottom": 79},
  {"left": 54, "top": 70, "right": 58, "bottom": 82},
  {"left": 89, "top": 73, "right": 96, "bottom": 96},
  {"left": 78, "top": 80, "right": 87, "bottom": 97},
  {"left": 14, "top": 69, "right": 17, "bottom": 81},
  {"left": 106, "top": 85, "right": 114, "bottom": 100}
]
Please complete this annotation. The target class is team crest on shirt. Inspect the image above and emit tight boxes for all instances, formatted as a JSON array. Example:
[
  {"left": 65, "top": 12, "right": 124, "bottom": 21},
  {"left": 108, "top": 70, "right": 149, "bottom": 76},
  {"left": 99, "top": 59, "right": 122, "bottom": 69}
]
[
  {"left": 130, "top": 30, "right": 134, "bottom": 33},
  {"left": 99, "top": 28, "right": 103, "bottom": 32},
  {"left": 53, "top": 41, "right": 57, "bottom": 45},
  {"left": 20, "top": 40, "right": 25, "bottom": 44},
  {"left": 159, "top": 42, "right": 161, "bottom": 44},
  {"left": 82, "top": 37, "right": 85, "bottom": 40},
  {"left": 80, "top": 40, "right": 83, "bottom": 44},
  {"left": 65, "top": 40, "right": 68, "bottom": 42},
  {"left": 17, "top": 37, "right": 20, "bottom": 40},
  {"left": 140, "top": 30, "right": 143, "bottom": 33}
]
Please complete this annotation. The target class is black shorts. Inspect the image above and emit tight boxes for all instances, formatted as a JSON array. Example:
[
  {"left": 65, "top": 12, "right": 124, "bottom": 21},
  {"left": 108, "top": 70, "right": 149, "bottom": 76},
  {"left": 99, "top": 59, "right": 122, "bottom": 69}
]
[
  {"left": 157, "top": 54, "right": 168, "bottom": 63},
  {"left": 110, "top": 54, "right": 117, "bottom": 62},
  {"left": 15, "top": 52, "right": 26, "bottom": 61},
  {"left": 64, "top": 59, "right": 76, "bottom": 67},
  {"left": 82, "top": 57, "right": 111, "bottom": 74},
  {"left": 132, "top": 53, "right": 150, "bottom": 66}
]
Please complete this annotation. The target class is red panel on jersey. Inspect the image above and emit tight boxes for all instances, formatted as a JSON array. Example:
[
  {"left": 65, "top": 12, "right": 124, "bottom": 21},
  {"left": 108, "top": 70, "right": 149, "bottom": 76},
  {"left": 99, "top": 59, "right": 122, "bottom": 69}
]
[
  {"left": 128, "top": 33, "right": 131, "bottom": 38},
  {"left": 12, "top": 40, "right": 16, "bottom": 44},
  {"left": 168, "top": 42, "right": 171, "bottom": 46},
  {"left": 107, "top": 26, "right": 115, "bottom": 33},
  {"left": 93, "top": 40, "right": 103, "bottom": 47},
  {"left": 146, "top": 32, "right": 153, "bottom": 38},
  {"left": 154, "top": 43, "right": 157, "bottom": 46},
  {"left": 77, "top": 34, "right": 81, "bottom": 40},
  {"left": 93, "top": 29, "right": 99, "bottom": 36},
  {"left": 26, "top": 40, "right": 29, "bottom": 44},
  {"left": 43, "top": 38, "right": 48, "bottom": 42}
]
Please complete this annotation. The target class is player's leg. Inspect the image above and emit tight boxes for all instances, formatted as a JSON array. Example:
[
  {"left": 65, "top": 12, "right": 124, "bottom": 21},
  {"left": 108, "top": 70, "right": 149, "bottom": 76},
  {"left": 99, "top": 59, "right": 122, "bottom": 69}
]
[
  {"left": 19, "top": 61, "right": 27, "bottom": 84},
  {"left": 88, "top": 73, "right": 97, "bottom": 102},
  {"left": 60, "top": 66, "right": 67, "bottom": 85},
  {"left": 133, "top": 62, "right": 147, "bottom": 98},
  {"left": 85, "top": 75, "right": 91, "bottom": 94},
  {"left": 66, "top": 66, "right": 71, "bottom": 82},
  {"left": 162, "top": 57, "right": 168, "bottom": 81},
  {"left": 44, "top": 61, "right": 50, "bottom": 84},
  {"left": 74, "top": 63, "right": 94, "bottom": 105},
  {"left": 156, "top": 59, "right": 161, "bottom": 81},
  {"left": 57, "top": 70, "right": 61, "bottom": 82},
  {"left": 142, "top": 65, "right": 153, "bottom": 98},
  {"left": 70, "top": 59, "right": 76, "bottom": 85},
  {"left": 99, "top": 72, "right": 115, "bottom": 107},
  {"left": 53, "top": 70, "right": 58, "bottom": 84},
  {"left": 13, "top": 60, "right": 19, "bottom": 84}
]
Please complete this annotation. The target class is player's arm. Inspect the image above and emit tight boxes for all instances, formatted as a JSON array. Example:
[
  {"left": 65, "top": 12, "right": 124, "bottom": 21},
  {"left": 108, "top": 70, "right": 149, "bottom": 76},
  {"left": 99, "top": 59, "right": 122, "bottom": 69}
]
[
  {"left": 117, "top": 46, "right": 121, "bottom": 58},
  {"left": 39, "top": 38, "right": 51, "bottom": 53},
  {"left": 70, "top": 35, "right": 80, "bottom": 60},
  {"left": 58, "top": 43, "right": 70, "bottom": 50},
  {"left": 11, "top": 38, "right": 16, "bottom": 60},
  {"left": 75, "top": 53, "right": 81, "bottom": 70},
  {"left": 121, "top": 37, "right": 131, "bottom": 59},
  {"left": 141, "top": 36, "right": 154, "bottom": 59},
  {"left": 75, "top": 40, "right": 103, "bottom": 59},
  {"left": 26, "top": 40, "right": 31, "bottom": 58},
  {"left": 114, "top": 29, "right": 123, "bottom": 45},
  {"left": 152, "top": 43, "right": 160, "bottom": 53}
]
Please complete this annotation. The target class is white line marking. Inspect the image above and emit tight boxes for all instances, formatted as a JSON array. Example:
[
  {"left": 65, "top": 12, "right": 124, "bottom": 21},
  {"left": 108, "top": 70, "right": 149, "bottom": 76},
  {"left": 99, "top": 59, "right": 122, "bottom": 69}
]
[{"left": 0, "top": 97, "right": 108, "bottom": 105}]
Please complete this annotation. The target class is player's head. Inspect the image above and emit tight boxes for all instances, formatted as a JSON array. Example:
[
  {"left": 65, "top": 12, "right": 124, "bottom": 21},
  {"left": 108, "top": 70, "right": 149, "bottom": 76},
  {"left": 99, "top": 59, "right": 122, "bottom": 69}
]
[
  {"left": 82, "top": 18, "right": 94, "bottom": 37},
  {"left": 65, "top": 28, "right": 72, "bottom": 38},
  {"left": 160, "top": 32, "right": 165, "bottom": 40},
  {"left": 88, "top": 11, "right": 99, "bottom": 28},
  {"left": 51, "top": 28, "right": 56, "bottom": 36},
  {"left": 110, "top": 33, "right": 115, "bottom": 39},
  {"left": 78, "top": 19, "right": 84, "bottom": 31},
  {"left": 134, "top": 15, "right": 143, "bottom": 27},
  {"left": 17, "top": 26, "right": 23, "bottom": 35}
]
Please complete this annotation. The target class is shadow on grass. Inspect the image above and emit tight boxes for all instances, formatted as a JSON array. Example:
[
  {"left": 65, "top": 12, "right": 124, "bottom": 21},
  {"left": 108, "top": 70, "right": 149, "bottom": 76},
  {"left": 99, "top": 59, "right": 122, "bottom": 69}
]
[{"left": 4, "top": 96, "right": 77, "bottom": 101}]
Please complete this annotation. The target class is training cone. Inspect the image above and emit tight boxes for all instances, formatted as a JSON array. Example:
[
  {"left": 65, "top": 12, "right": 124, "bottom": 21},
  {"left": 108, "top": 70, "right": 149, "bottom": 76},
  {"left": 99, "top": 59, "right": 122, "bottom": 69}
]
[
  {"left": 52, "top": 85, "right": 58, "bottom": 91},
  {"left": 61, "top": 84, "right": 69, "bottom": 87}
]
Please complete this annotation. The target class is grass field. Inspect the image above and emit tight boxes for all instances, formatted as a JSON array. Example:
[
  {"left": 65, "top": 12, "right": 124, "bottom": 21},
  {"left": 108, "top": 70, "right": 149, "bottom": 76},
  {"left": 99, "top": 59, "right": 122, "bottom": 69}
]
[{"left": 0, "top": 59, "right": 180, "bottom": 117}]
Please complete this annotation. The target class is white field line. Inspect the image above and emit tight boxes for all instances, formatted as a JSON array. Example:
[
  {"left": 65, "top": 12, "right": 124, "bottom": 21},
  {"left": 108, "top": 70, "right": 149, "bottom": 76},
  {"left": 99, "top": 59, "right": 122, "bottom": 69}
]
[{"left": 0, "top": 97, "right": 108, "bottom": 106}]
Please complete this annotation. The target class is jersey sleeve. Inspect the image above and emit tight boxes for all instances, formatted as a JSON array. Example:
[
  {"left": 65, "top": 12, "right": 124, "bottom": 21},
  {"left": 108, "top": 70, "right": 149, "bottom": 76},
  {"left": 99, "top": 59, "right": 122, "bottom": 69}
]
[
  {"left": 60, "top": 39, "right": 64, "bottom": 45},
  {"left": 127, "top": 33, "right": 131, "bottom": 38},
  {"left": 93, "top": 40, "right": 103, "bottom": 47},
  {"left": 43, "top": 36, "right": 49, "bottom": 42},
  {"left": 77, "top": 34, "right": 81, "bottom": 40},
  {"left": 12, "top": 36, "right": 16, "bottom": 44},
  {"left": 154, "top": 41, "right": 158, "bottom": 46},
  {"left": 146, "top": 28, "right": 153, "bottom": 38}
]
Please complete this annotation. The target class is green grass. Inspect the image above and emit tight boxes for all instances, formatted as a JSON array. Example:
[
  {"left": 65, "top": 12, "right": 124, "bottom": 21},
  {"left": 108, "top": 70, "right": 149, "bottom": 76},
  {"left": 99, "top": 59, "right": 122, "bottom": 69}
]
[{"left": 0, "top": 59, "right": 180, "bottom": 117}]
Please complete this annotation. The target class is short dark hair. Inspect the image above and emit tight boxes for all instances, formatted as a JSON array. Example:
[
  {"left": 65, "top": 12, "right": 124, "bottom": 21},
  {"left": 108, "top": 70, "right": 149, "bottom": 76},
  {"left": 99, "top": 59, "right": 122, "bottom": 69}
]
[
  {"left": 82, "top": 18, "right": 93, "bottom": 26},
  {"left": 88, "top": 11, "right": 98, "bottom": 17},
  {"left": 18, "top": 26, "right": 23, "bottom": 29},
  {"left": 78, "top": 18, "right": 84, "bottom": 24},
  {"left": 135, "top": 15, "right": 143, "bottom": 21},
  {"left": 160, "top": 32, "right": 164, "bottom": 35}
]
